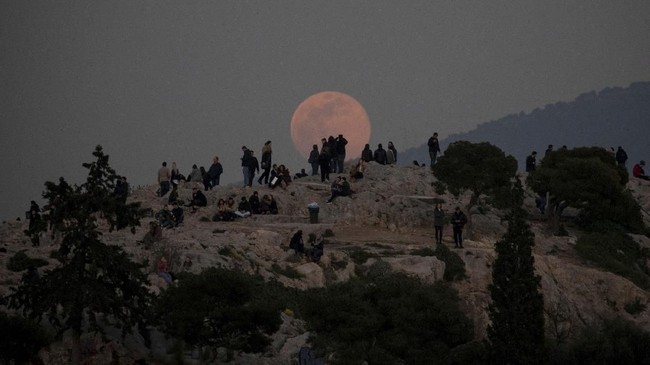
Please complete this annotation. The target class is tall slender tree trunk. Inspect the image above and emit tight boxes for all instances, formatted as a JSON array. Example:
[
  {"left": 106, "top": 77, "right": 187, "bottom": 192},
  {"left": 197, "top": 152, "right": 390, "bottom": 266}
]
[{"left": 71, "top": 328, "right": 81, "bottom": 365}]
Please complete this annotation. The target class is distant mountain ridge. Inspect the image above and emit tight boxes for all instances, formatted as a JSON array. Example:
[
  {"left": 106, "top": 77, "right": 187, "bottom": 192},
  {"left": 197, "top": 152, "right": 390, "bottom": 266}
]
[{"left": 401, "top": 81, "right": 650, "bottom": 170}]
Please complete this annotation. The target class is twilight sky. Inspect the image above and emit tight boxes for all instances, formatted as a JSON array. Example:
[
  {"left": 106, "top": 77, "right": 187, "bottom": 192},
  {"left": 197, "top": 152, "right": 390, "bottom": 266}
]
[{"left": 1, "top": 1, "right": 649, "bottom": 221}]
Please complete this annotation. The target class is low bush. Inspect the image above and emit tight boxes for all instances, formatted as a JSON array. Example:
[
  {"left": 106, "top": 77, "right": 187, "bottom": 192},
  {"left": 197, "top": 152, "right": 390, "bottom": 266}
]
[
  {"left": 298, "top": 263, "right": 475, "bottom": 364},
  {"left": 575, "top": 231, "right": 650, "bottom": 290},
  {"left": 434, "top": 244, "right": 467, "bottom": 281},
  {"left": 0, "top": 311, "right": 51, "bottom": 364},
  {"left": 7, "top": 250, "right": 48, "bottom": 272}
]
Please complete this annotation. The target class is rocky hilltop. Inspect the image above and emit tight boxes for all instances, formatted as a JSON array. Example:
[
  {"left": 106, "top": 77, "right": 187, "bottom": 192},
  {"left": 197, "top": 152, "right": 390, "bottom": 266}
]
[{"left": 1, "top": 162, "right": 650, "bottom": 363}]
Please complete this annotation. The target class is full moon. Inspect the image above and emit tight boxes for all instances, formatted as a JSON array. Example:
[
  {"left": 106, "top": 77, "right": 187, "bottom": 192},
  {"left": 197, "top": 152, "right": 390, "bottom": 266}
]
[{"left": 290, "top": 91, "right": 371, "bottom": 161}]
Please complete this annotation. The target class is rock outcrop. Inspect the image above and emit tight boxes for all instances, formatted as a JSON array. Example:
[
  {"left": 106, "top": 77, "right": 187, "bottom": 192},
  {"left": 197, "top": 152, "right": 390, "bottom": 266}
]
[{"left": 1, "top": 162, "right": 650, "bottom": 363}]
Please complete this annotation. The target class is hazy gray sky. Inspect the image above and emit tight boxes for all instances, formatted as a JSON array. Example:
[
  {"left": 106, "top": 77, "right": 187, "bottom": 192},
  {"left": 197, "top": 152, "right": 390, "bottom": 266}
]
[{"left": 1, "top": 1, "right": 649, "bottom": 220}]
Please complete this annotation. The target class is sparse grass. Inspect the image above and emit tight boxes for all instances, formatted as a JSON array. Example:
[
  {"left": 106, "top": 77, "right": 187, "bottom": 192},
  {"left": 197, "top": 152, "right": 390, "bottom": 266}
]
[
  {"left": 212, "top": 228, "right": 226, "bottom": 234},
  {"left": 624, "top": 297, "right": 647, "bottom": 315},
  {"left": 366, "top": 242, "right": 392, "bottom": 249},
  {"left": 271, "top": 263, "right": 304, "bottom": 279},
  {"left": 411, "top": 247, "right": 436, "bottom": 256},
  {"left": 199, "top": 216, "right": 211, "bottom": 222},
  {"left": 345, "top": 247, "right": 378, "bottom": 265},
  {"left": 330, "top": 259, "right": 348, "bottom": 270},
  {"left": 218, "top": 247, "right": 233, "bottom": 257},
  {"left": 322, "top": 229, "right": 335, "bottom": 237}
]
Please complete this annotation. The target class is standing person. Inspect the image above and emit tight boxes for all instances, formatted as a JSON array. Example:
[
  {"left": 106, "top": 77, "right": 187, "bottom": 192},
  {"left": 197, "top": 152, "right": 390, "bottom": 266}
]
[
  {"left": 452, "top": 207, "right": 467, "bottom": 248},
  {"left": 336, "top": 134, "right": 348, "bottom": 173},
  {"left": 241, "top": 146, "right": 252, "bottom": 187},
  {"left": 387, "top": 141, "right": 397, "bottom": 165},
  {"left": 427, "top": 132, "right": 441, "bottom": 167},
  {"left": 158, "top": 162, "right": 171, "bottom": 197},
  {"left": 188, "top": 164, "right": 202, "bottom": 183},
  {"left": 434, "top": 203, "right": 445, "bottom": 245},
  {"left": 525, "top": 151, "right": 537, "bottom": 172},
  {"left": 248, "top": 151, "right": 260, "bottom": 187},
  {"left": 361, "top": 144, "right": 373, "bottom": 162},
  {"left": 328, "top": 136, "right": 339, "bottom": 174},
  {"left": 545, "top": 144, "right": 554, "bottom": 157},
  {"left": 170, "top": 162, "right": 181, "bottom": 187},
  {"left": 616, "top": 146, "right": 628, "bottom": 167},
  {"left": 319, "top": 145, "right": 331, "bottom": 183},
  {"left": 207, "top": 157, "right": 223, "bottom": 189},
  {"left": 373, "top": 143, "right": 387, "bottom": 165},
  {"left": 308, "top": 144, "right": 320, "bottom": 176},
  {"left": 258, "top": 140, "right": 273, "bottom": 185}
]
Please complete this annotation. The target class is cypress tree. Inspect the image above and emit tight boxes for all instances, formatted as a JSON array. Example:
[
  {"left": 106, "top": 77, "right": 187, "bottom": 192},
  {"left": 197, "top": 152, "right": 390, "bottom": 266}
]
[{"left": 487, "top": 209, "right": 545, "bottom": 364}]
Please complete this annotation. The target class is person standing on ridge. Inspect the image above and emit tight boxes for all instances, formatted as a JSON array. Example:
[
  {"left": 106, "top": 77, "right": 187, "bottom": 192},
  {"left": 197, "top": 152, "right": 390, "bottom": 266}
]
[
  {"left": 616, "top": 146, "right": 628, "bottom": 168},
  {"left": 526, "top": 151, "right": 537, "bottom": 172},
  {"left": 308, "top": 144, "right": 320, "bottom": 176},
  {"left": 258, "top": 140, "right": 272, "bottom": 185},
  {"left": 336, "top": 134, "right": 348, "bottom": 173},
  {"left": 427, "top": 132, "right": 441, "bottom": 167},
  {"left": 158, "top": 162, "right": 171, "bottom": 197},
  {"left": 433, "top": 203, "right": 445, "bottom": 245}
]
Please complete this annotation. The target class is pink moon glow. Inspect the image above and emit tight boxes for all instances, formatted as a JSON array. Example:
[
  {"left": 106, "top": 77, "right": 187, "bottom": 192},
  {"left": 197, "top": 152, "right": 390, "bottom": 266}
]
[{"left": 290, "top": 91, "right": 371, "bottom": 161}]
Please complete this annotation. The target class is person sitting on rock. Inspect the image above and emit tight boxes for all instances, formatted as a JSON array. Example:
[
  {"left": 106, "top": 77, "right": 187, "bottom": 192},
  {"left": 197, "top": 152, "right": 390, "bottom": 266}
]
[
  {"left": 168, "top": 184, "right": 180, "bottom": 205},
  {"left": 326, "top": 176, "right": 352, "bottom": 203},
  {"left": 235, "top": 196, "right": 252, "bottom": 218},
  {"left": 187, "top": 187, "right": 207, "bottom": 209},
  {"left": 308, "top": 233, "right": 325, "bottom": 262},
  {"left": 289, "top": 230, "right": 305, "bottom": 254},
  {"left": 268, "top": 194, "right": 279, "bottom": 214},
  {"left": 171, "top": 202, "right": 184, "bottom": 226},
  {"left": 260, "top": 194, "right": 272, "bottom": 214},
  {"left": 294, "top": 168, "right": 308, "bottom": 179},
  {"left": 139, "top": 221, "right": 163, "bottom": 249},
  {"left": 349, "top": 159, "right": 365, "bottom": 182},
  {"left": 249, "top": 191, "right": 261, "bottom": 214},
  {"left": 633, "top": 160, "right": 649, "bottom": 180},
  {"left": 155, "top": 206, "right": 175, "bottom": 229},
  {"left": 156, "top": 256, "right": 174, "bottom": 284}
]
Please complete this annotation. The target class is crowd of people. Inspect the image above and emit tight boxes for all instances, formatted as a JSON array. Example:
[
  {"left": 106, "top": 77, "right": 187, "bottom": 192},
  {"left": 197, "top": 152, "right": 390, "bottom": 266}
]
[{"left": 27, "top": 133, "right": 649, "bottom": 280}]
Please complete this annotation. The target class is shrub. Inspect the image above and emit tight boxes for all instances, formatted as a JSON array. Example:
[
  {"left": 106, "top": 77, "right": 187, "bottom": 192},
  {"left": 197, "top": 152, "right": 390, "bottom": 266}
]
[
  {"left": 624, "top": 297, "right": 647, "bottom": 315},
  {"left": 549, "top": 318, "right": 650, "bottom": 365},
  {"left": 434, "top": 244, "right": 467, "bottom": 281},
  {"left": 298, "top": 269, "right": 475, "bottom": 364},
  {"left": 411, "top": 247, "right": 436, "bottom": 256},
  {"left": 156, "top": 268, "right": 286, "bottom": 358},
  {"left": 345, "top": 247, "right": 378, "bottom": 265},
  {"left": 575, "top": 231, "right": 650, "bottom": 289},
  {"left": 0, "top": 311, "right": 51, "bottom": 364},
  {"left": 7, "top": 251, "right": 48, "bottom": 272}
]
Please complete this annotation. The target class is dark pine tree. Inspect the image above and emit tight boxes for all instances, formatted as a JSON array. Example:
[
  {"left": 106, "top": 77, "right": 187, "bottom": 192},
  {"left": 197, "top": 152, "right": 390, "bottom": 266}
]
[
  {"left": 487, "top": 208, "right": 545, "bottom": 365},
  {"left": 7, "top": 145, "right": 152, "bottom": 365}
]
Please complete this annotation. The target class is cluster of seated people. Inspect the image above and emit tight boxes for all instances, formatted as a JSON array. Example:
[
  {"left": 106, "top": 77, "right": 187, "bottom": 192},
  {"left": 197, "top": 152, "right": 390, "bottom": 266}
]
[
  {"left": 289, "top": 230, "right": 325, "bottom": 262},
  {"left": 155, "top": 203, "right": 184, "bottom": 228},
  {"left": 212, "top": 192, "right": 279, "bottom": 221},
  {"left": 327, "top": 176, "right": 353, "bottom": 203},
  {"left": 269, "top": 164, "right": 293, "bottom": 189}
]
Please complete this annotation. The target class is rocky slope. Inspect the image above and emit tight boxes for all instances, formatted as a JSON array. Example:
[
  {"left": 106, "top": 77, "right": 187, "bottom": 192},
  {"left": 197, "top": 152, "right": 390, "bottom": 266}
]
[{"left": 1, "top": 162, "right": 650, "bottom": 364}]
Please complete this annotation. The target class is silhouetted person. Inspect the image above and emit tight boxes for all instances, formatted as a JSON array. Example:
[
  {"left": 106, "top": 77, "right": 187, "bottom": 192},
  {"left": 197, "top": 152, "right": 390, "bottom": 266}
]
[
  {"left": 427, "top": 132, "right": 441, "bottom": 167},
  {"left": 526, "top": 151, "right": 537, "bottom": 172},
  {"left": 616, "top": 146, "right": 628, "bottom": 167},
  {"left": 452, "top": 207, "right": 467, "bottom": 248}
]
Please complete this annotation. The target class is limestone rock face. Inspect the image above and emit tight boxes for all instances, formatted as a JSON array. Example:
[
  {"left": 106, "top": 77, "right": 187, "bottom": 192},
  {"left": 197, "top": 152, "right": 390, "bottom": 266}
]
[{"left": 2, "top": 162, "right": 650, "bottom": 363}]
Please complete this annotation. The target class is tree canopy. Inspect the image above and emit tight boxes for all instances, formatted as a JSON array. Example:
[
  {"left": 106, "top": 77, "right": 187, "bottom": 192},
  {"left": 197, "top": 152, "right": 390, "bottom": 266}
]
[
  {"left": 156, "top": 268, "right": 285, "bottom": 360},
  {"left": 434, "top": 141, "right": 519, "bottom": 209},
  {"left": 7, "top": 145, "right": 152, "bottom": 365},
  {"left": 527, "top": 146, "right": 643, "bottom": 232}
]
